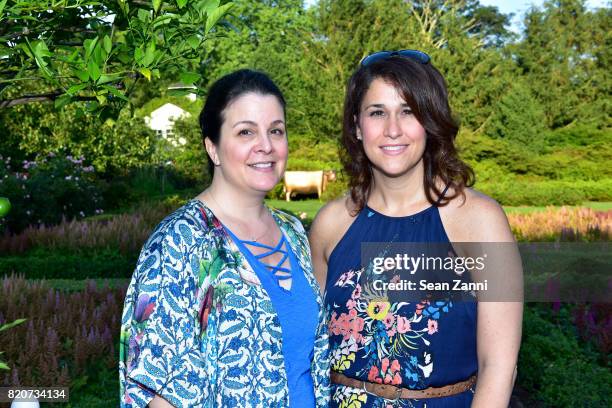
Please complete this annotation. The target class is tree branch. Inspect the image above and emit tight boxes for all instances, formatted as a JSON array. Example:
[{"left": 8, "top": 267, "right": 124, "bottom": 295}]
[{"left": 0, "top": 92, "right": 96, "bottom": 109}]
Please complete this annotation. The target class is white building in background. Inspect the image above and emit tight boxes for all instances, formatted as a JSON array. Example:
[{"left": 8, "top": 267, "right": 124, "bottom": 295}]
[{"left": 144, "top": 103, "right": 191, "bottom": 145}]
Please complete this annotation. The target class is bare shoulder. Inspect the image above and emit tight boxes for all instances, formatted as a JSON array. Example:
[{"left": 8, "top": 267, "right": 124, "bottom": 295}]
[
  {"left": 309, "top": 195, "right": 356, "bottom": 260},
  {"left": 439, "top": 187, "right": 514, "bottom": 242}
]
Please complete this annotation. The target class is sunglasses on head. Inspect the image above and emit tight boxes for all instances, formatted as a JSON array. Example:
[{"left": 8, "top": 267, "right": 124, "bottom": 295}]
[{"left": 360, "top": 49, "right": 431, "bottom": 66}]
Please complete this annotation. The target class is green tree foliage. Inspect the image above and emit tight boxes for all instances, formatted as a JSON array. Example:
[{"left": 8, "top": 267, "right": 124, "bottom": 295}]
[
  {"left": 0, "top": 0, "right": 234, "bottom": 114},
  {"left": 0, "top": 0, "right": 609, "bottom": 207},
  {"left": 0, "top": 101, "right": 155, "bottom": 173},
  {"left": 485, "top": 80, "right": 548, "bottom": 147},
  {"left": 201, "top": 0, "right": 315, "bottom": 135},
  {"left": 512, "top": 0, "right": 611, "bottom": 128}
]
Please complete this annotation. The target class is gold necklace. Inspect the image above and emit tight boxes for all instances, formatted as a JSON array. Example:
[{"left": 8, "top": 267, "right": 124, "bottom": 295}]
[{"left": 208, "top": 191, "right": 270, "bottom": 242}]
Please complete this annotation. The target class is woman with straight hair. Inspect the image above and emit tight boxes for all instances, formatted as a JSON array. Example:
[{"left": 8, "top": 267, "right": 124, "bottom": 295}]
[
  {"left": 120, "top": 69, "right": 330, "bottom": 408},
  {"left": 309, "top": 51, "right": 522, "bottom": 407}
]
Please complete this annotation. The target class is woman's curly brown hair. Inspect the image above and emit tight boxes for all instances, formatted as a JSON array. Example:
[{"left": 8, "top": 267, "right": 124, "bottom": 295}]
[{"left": 341, "top": 56, "right": 474, "bottom": 214}]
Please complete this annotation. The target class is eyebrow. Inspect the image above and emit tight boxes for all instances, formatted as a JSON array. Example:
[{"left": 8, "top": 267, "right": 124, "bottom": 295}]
[
  {"left": 232, "top": 120, "right": 257, "bottom": 128},
  {"left": 232, "top": 119, "right": 285, "bottom": 128},
  {"left": 363, "top": 103, "right": 410, "bottom": 110}
]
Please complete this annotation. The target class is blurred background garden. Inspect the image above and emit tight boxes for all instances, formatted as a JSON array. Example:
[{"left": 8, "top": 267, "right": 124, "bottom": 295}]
[{"left": 0, "top": 0, "right": 610, "bottom": 406}]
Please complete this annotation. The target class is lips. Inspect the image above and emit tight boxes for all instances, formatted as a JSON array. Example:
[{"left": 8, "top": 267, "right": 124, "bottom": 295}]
[
  {"left": 380, "top": 144, "right": 408, "bottom": 155},
  {"left": 248, "top": 161, "right": 274, "bottom": 169}
]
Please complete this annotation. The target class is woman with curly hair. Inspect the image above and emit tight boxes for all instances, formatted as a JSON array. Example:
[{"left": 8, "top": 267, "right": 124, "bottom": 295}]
[{"left": 309, "top": 50, "right": 522, "bottom": 407}]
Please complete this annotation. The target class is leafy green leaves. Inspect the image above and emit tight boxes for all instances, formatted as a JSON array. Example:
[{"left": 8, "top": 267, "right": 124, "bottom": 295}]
[
  {"left": 206, "top": 2, "right": 234, "bottom": 33},
  {"left": 180, "top": 71, "right": 201, "bottom": 85},
  {"left": 0, "top": 0, "right": 234, "bottom": 112}
]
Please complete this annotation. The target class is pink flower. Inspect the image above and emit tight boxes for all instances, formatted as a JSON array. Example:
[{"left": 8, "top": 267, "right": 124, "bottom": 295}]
[
  {"left": 353, "top": 316, "right": 365, "bottom": 332},
  {"left": 368, "top": 365, "right": 382, "bottom": 384},
  {"left": 337, "top": 313, "right": 350, "bottom": 337},
  {"left": 427, "top": 319, "right": 438, "bottom": 335},
  {"left": 381, "top": 357, "right": 389, "bottom": 373},
  {"left": 397, "top": 316, "right": 411, "bottom": 334},
  {"left": 416, "top": 300, "right": 429, "bottom": 316},
  {"left": 336, "top": 270, "right": 354, "bottom": 286},
  {"left": 346, "top": 298, "right": 357, "bottom": 310},
  {"left": 383, "top": 313, "right": 396, "bottom": 329},
  {"left": 351, "top": 284, "right": 362, "bottom": 300},
  {"left": 370, "top": 358, "right": 403, "bottom": 385},
  {"left": 392, "top": 372, "right": 402, "bottom": 385},
  {"left": 329, "top": 312, "right": 341, "bottom": 336}
]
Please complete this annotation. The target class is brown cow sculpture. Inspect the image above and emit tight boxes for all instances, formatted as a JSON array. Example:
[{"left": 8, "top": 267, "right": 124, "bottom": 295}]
[{"left": 283, "top": 170, "right": 336, "bottom": 201}]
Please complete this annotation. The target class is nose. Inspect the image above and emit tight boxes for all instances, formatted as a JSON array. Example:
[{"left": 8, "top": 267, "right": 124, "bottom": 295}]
[
  {"left": 384, "top": 116, "right": 401, "bottom": 139},
  {"left": 256, "top": 132, "right": 273, "bottom": 153}
]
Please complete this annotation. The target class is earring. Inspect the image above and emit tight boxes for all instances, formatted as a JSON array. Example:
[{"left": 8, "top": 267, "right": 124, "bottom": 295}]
[{"left": 356, "top": 135, "right": 362, "bottom": 141}]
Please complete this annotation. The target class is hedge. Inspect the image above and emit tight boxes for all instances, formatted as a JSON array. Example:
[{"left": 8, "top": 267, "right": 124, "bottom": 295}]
[
  {"left": 0, "top": 249, "right": 137, "bottom": 279},
  {"left": 477, "top": 179, "right": 612, "bottom": 206}
]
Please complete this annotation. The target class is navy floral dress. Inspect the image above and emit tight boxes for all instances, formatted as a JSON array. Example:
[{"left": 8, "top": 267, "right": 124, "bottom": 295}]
[
  {"left": 119, "top": 200, "right": 330, "bottom": 407},
  {"left": 325, "top": 204, "right": 477, "bottom": 408}
]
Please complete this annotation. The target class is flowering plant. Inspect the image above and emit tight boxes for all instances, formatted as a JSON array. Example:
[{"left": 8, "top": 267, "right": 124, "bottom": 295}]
[
  {"left": 0, "top": 153, "right": 105, "bottom": 233},
  {"left": 0, "top": 318, "right": 26, "bottom": 370}
]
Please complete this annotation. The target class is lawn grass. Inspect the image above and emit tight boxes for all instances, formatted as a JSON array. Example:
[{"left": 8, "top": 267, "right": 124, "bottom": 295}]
[{"left": 266, "top": 198, "right": 326, "bottom": 219}]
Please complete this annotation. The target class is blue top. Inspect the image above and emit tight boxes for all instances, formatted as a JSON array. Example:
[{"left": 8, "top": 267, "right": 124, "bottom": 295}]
[
  {"left": 324, "top": 190, "right": 477, "bottom": 407},
  {"left": 226, "top": 226, "right": 318, "bottom": 408}
]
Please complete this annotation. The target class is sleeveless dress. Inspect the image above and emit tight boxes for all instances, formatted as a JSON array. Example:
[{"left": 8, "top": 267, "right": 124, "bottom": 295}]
[{"left": 325, "top": 194, "right": 477, "bottom": 408}]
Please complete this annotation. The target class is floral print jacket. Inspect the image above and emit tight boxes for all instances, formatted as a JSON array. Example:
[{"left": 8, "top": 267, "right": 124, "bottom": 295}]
[{"left": 119, "top": 200, "right": 330, "bottom": 407}]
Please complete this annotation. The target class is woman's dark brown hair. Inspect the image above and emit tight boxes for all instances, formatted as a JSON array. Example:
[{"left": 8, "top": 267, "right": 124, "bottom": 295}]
[{"left": 341, "top": 56, "right": 474, "bottom": 214}]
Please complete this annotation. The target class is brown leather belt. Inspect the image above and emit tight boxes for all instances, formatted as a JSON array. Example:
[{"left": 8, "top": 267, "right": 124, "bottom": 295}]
[{"left": 331, "top": 371, "right": 477, "bottom": 400}]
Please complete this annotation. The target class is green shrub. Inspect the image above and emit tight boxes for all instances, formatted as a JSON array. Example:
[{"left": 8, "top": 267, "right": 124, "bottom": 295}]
[
  {"left": 0, "top": 154, "right": 105, "bottom": 234},
  {"left": 165, "top": 116, "right": 211, "bottom": 186},
  {"left": 321, "top": 177, "right": 348, "bottom": 201},
  {"left": 519, "top": 305, "right": 611, "bottom": 407},
  {"left": 103, "top": 165, "right": 200, "bottom": 210},
  {"left": 477, "top": 179, "right": 612, "bottom": 206},
  {"left": 287, "top": 139, "right": 341, "bottom": 171},
  {"left": 0, "top": 249, "right": 137, "bottom": 279},
  {"left": 484, "top": 81, "right": 548, "bottom": 149},
  {"left": 60, "top": 358, "right": 119, "bottom": 408},
  {"left": 267, "top": 182, "right": 286, "bottom": 200},
  {"left": 544, "top": 124, "right": 611, "bottom": 148}
]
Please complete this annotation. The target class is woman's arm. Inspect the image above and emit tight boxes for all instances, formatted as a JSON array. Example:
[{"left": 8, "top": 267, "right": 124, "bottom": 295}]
[
  {"left": 148, "top": 395, "right": 175, "bottom": 408},
  {"left": 120, "top": 217, "right": 211, "bottom": 408},
  {"left": 308, "top": 197, "right": 354, "bottom": 293},
  {"left": 472, "top": 301, "right": 522, "bottom": 407},
  {"left": 462, "top": 198, "right": 523, "bottom": 407},
  {"left": 309, "top": 204, "right": 332, "bottom": 293}
]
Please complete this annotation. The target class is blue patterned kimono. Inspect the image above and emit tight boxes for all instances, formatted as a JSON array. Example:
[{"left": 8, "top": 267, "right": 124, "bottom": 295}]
[{"left": 119, "top": 199, "right": 330, "bottom": 407}]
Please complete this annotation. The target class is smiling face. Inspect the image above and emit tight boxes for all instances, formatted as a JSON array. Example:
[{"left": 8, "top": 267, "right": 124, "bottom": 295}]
[
  {"left": 205, "top": 92, "right": 288, "bottom": 195},
  {"left": 356, "top": 77, "right": 427, "bottom": 178}
]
